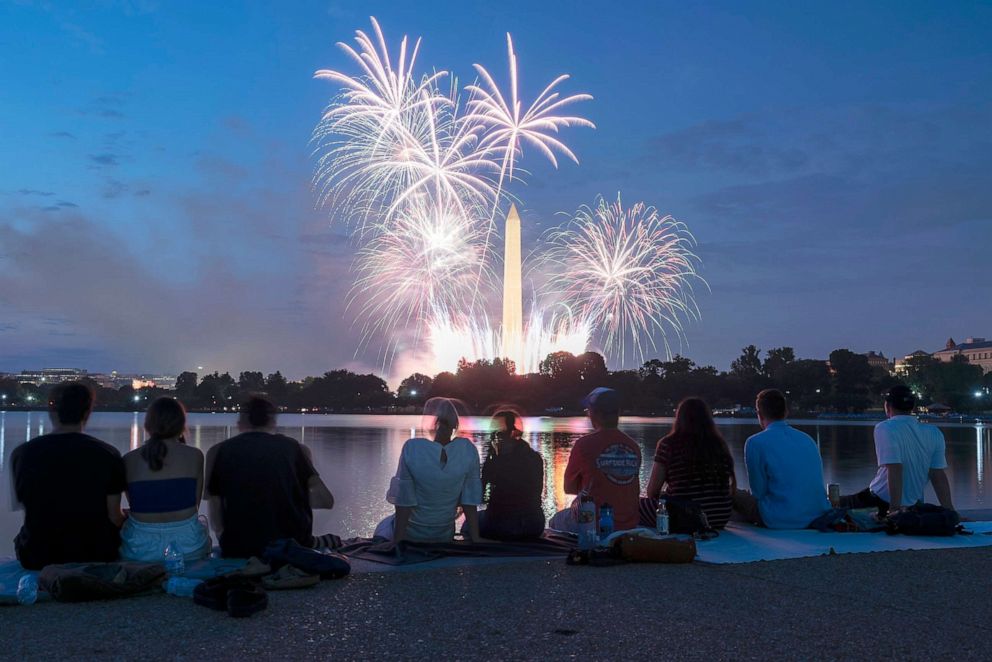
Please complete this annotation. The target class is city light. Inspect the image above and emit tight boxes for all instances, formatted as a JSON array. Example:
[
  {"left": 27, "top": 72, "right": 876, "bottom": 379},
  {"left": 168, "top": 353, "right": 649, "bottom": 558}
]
[
  {"left": 133, "top": 395, "right": 141, "bottom": 403},
  {"left": 410, "top": 390, "right": 417, "bottom": 396},
  {"left": 977, "top": 391, "right": 985, "bottom": 398}
]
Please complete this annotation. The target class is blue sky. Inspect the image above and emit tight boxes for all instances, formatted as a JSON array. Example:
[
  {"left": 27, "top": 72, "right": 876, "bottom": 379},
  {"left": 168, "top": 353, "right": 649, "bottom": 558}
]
[{"left": 1, "top": 0, "right": 990, "bottom": 380}]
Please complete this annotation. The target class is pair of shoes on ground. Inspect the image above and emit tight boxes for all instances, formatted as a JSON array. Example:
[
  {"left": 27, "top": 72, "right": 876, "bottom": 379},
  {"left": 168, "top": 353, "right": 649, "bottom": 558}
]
[{"left": 193, "top": 576, "right": 267, "bottom": 618}]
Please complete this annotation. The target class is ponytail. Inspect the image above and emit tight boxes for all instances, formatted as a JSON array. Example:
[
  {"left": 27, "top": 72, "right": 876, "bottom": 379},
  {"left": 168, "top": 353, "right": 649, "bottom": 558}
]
[{"left": 141, "top": 438, "right": 169, "bottom": 472}]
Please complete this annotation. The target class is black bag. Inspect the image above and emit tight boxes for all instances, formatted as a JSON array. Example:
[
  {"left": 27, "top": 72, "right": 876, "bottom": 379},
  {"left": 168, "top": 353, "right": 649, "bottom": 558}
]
[
  {"left": 664, "top": 496, "right": 718, "bottom": 539},
  {"left": 885, "top": 503, "right": 963, "bottom": 537}
]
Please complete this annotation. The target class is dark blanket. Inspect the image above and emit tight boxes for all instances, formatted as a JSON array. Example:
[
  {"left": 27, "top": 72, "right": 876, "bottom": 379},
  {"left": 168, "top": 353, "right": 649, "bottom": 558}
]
[
  {"left": 338, "top": 531, "right": 576, "bottom": 566},
  {"left": 39, "top": 562, "right": 166, "bottom": 602}
]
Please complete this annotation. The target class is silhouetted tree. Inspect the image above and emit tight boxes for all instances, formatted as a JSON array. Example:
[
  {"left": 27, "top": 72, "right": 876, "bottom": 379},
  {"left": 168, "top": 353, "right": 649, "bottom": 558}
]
[{"left": 238, "top": 371, "right": 265, "bottom": 393}]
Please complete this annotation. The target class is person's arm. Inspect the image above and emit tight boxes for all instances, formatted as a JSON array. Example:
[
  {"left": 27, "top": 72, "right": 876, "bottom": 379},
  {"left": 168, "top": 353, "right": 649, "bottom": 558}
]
[
  {"left": 929, "top": 468, "right": 954, "bottom": 510},
  {"left": 563, "top": 444, "right": 583, "bottom": 495},
  {"left": 462, "top": 505, "right": 481, "bottom": 542},
  {"left": 193, "top": 449, "right": 205, "bottom": 510},
  {"left": 645, "top": 462, "right": 667, "bottom": 501},
  {"left": 744, "top": 439, "right": 767, "bottom": 499},
  {"left": 9, "top": 448, "right": 23, "bottom": 512},
  {"left": 301, "top": 445, "right": 334, "bottom": 509},
  {"left": 885, "top": 464, "right": 904, "bottom": 511},
  {"left": 107, "top": 494, "right": 125, "bottom": 527},
  {"left": 204, "top": 445, "right": 224, "bottom": 535}
]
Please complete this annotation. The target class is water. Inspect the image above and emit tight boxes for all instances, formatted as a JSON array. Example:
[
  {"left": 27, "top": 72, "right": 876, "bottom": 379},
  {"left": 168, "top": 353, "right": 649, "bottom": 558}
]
[{"left": 2, "top": 410, "right": 991, "bottom": 556}]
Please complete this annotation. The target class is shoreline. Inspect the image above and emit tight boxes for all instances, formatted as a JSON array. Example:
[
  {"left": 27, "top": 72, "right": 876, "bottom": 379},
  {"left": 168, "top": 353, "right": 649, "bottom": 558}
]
[{"left": 4, "top": 546, "right": 991, "bottom": 660}]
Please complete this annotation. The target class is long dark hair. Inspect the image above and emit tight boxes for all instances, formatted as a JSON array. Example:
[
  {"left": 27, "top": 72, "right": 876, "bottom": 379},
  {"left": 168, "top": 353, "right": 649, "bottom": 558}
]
[
  {"left": 141, "top": 397, "right": 187, "bottom": 471},
  {"left": 666, "top": 397, "right": 733, "bottom": 478}
]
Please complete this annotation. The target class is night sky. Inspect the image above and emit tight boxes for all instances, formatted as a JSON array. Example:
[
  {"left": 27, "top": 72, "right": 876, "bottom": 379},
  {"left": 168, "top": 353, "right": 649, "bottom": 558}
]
[{"left": 1, "top": 1, "right": 989, "bottom": 381}]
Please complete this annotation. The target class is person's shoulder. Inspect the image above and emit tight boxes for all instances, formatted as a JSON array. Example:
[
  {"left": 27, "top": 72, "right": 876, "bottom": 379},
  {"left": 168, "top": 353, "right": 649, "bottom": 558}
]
[
  {"left": 173, "top": 442, "right": 205, "bottom": 460},
  {"left": 874, "top": 418, "right": 897, "bottom": 433},
  {"left": 80, "top": 433, "right": 123, "bottom": 459}
]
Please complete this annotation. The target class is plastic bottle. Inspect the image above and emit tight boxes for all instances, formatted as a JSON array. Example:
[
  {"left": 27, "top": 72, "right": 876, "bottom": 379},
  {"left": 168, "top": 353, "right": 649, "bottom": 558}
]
[
  {"left": 656, "top": 498, "right": 670, "bottom": 536},
  {"left": 164, "top": 576, "right": 203, "bottom": 597},
  {"left": 163, "top": 540, "right": 185, "bottom": 576},
  {"left": 598, "top": 502, "right": 614, "bottom": 539},
  {"left": 16, "top": 574, "right": 38, "bottom": 606},
  {"left": 577, "top": 494, "right": 598, "bottom": 550}
]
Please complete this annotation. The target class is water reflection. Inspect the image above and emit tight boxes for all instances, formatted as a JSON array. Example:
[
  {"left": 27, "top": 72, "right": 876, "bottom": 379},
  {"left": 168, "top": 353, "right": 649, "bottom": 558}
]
[{"left": 1, "top": 412, "right": 990, "bottom": 555}]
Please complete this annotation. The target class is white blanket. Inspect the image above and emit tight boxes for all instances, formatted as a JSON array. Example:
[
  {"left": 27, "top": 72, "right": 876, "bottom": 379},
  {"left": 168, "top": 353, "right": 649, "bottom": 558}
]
[{"left": 694, "top": 521, "right": 992, "bottom": 564}]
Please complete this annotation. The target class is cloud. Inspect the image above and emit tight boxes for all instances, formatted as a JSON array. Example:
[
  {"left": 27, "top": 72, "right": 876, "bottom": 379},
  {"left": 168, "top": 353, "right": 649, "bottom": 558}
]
[
  {"left": 644, "top": 118, "right": 809, "bottom": 177},
  {"left": 134, "top": 189, "right": 151, "bottom": 197},
  {"left": 89, "top": 153, "right": 120, "bottom": 166},
  {"left": 49, "top": 131, "right": 76, "bottom": 140},
  {"left": 57, "top": 201, "right": 78, "bottom": 208},
  {"left": 101, "top": 179, "right": 128, "bottom": 199}
]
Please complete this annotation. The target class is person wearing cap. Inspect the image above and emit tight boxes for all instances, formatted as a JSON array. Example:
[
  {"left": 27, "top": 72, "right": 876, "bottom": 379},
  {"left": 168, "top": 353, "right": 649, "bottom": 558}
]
[
  {"left": 732, "top": 389, "right": 830, "bottom": 528},
  {"left": 549, "top": 387, "right": 642, "bottom": 533},
  {"left": 838, "top": 384, "right": 954, "bottom": 515}
]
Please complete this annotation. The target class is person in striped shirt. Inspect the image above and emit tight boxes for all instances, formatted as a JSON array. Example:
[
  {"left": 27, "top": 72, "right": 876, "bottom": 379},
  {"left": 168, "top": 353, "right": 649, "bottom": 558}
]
[{"left": 641, "top": 398, "right": 736, "bottom": 529}]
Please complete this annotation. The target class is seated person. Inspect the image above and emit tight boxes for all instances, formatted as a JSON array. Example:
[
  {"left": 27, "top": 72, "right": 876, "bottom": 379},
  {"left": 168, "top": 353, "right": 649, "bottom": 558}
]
[
  {"left": 11, "top": 382, "right": 126, "bottom": 570},
  {"left": 840, "top": 384, "right": 954, "bottom": 515},
  {"left": 549, "top": 388, "right": 641, "bottom": 533},
  {"left": 119, "top": 397, "right": 211, "bottom": 562},
  {"left": 733, "top": 389, "right": 830, "bottom": 528},
  {"left": 478, "top": 410, "right": 545, "bottom": 540},
  {"left": 640, "top": 397, "right": 735, "bottom": 530},
  {"left": 374, "top": 398, "right": 483, "bottom": 543},
  {"left": 206, "top": 396, "right": 336, "bottom": 558}
]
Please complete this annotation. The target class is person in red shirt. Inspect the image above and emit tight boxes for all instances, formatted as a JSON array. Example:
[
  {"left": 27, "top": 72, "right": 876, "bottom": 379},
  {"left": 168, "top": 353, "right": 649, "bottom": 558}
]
[{"left": 549, "top": 388, "right": 642, "bottom": 532}]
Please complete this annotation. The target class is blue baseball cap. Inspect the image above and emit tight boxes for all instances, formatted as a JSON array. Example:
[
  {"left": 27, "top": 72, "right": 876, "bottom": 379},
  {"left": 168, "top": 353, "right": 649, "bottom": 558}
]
[{"left": 582, "top": 387, "right": 621, "bottom": 413}]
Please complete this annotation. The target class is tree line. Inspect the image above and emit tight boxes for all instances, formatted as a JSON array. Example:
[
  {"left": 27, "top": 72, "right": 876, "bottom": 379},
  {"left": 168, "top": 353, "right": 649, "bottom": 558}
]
[{"left": 1, "top": 346, "right": 989, "bottom": 414}]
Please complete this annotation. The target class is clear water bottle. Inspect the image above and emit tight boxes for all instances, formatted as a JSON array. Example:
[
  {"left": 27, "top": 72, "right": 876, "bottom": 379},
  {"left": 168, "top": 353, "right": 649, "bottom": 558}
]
[
  {"left": 656, "top": 498, "right": 670, "bottom": 536},
  {"left": 16, "top": 573, "right": 38, "bottom": 605},
  {"left": 164, "top": 576, "right": 203, "bottom": 597},
  {"left": 598, "top": 502, "right": 614, "bottom": 539},
  {"left": 577, "top": 494, "right": 598, "bottom": 550},
  {"left": 163, "top": 540, "right": 185, "bottom": 576}
]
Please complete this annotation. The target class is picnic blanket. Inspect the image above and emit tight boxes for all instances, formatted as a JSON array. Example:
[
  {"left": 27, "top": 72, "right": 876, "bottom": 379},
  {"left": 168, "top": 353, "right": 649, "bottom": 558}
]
[
  {"left": 338, "top": 532, "right": 576, "bottom": 567},
  {"left": 694, "top": 520, "right": 992, "bottom": 564}
]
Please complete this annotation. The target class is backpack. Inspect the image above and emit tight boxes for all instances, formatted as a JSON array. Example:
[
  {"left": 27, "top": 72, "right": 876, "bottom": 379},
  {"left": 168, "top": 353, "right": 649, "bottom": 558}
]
[
  {"left": 885, "top": 503, "right": 964, "bottom": 537},
  {"left": 664, "top": 495, "right": 719, "bottom": 539}
]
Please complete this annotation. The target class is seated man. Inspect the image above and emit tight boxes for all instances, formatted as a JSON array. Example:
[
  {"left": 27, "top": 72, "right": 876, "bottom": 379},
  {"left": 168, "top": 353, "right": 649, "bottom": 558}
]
[
  {"left": 549, "top": 388, "right": 641, "bottom": 533},
  {"left": 206, "top": 396, "right": 336, "bottom": 558},
  {"left": 11, "top": 382, "right": 126, "bottom": 570},
  {"left": 840, "top": 384, "right": 954, "bottom": 515},
  {"left": 733, "top": 389, "right": 829, "bottom": 528}
]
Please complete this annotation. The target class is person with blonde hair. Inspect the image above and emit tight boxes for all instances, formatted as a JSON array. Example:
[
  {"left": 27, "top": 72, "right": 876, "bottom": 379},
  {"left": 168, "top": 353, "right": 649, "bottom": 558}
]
[
  {"left": 374, "top": 398, "right": 484, "bottom": 542},
  {"left": 120, "top": 397, "right": 211, "bottom": 562}
]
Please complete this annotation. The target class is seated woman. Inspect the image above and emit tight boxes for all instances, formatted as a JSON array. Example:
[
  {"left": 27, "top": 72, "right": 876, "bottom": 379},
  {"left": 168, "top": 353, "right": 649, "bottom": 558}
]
[
  {"left": 120, "top": 397, "right": 211, "bottom": 561},
  {"left": 640, "top": 397, "right": 736, "bottom": 530},
  {"left": 374, "top": 398, "right": 483, "bottom": 543},
  {"left": 478, "top": 410, "right": 545, "bottom": 540}
]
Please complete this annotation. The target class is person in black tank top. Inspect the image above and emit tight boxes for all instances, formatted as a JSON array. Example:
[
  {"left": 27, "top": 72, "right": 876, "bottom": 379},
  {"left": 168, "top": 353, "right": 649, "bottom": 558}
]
[{"left": 477, "top": 410, "right": 545, "bottom": 540}]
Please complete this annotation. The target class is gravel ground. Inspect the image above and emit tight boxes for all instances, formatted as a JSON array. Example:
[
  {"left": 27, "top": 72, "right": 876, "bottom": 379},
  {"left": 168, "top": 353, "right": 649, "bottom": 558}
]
[{"left": 4, "top": 546, "right": 992, "bottom": 661}]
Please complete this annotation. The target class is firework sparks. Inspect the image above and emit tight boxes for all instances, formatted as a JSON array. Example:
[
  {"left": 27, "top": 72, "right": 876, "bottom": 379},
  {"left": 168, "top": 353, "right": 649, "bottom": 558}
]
[{"left": 541, "top": 194, "right": 706, "bottom": 362}]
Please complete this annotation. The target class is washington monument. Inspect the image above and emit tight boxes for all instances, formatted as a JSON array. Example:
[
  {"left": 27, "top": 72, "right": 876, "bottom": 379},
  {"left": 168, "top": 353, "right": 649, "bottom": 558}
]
[{"left": 501, "top": 203, "right": 523, "bottom": 369}]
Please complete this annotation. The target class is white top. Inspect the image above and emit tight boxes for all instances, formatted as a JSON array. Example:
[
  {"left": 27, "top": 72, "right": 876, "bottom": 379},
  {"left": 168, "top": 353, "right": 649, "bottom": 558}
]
[
  {"left": 869, "top": 415, "right": 947, "bottom": 505},
  {"left": 386, "top": 437, "right": 483, "bottom": 543}
]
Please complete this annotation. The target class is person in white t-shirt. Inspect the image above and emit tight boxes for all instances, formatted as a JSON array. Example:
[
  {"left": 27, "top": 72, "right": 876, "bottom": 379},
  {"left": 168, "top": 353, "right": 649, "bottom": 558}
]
[
  {"left": 839, "top": 385, "right": 955, "bottom": 515},
  {"left": 373, "top": 398, "right": 484, "bottom": 543}
]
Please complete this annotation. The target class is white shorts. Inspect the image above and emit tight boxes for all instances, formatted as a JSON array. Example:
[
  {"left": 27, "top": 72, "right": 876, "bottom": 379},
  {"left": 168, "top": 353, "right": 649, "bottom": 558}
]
[{"left": 119, "top": 514, "right": 212, "bottom": 562}]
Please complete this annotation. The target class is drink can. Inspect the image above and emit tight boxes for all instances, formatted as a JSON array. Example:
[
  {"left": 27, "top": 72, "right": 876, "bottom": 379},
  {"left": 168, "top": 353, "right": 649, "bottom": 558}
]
[{"left": 828, "top": 483, "right": 840, "bottom": 507}]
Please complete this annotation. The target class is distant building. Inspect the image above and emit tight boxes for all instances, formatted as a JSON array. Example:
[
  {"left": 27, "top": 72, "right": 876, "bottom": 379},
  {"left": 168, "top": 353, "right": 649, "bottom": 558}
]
[
  {"left": 933, "top": 337, "right": 992, "bottom": 374},
  {"left": 131, "top": 375, "right": 178, "bottom": 390},
  {"left": 862, "top": 351, "right": 892, "bottom": 372},
  {"left": 894, "top": 350, "right": 929, "bottom": 375},
  {"left": 16, "top": 368, "right": 88, "bottom": 385}
]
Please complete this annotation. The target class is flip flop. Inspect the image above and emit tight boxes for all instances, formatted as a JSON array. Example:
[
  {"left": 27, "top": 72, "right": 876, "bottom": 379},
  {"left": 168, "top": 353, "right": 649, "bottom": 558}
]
[{"left": 225, "top": 557, "right": 271, "bottom": 579}]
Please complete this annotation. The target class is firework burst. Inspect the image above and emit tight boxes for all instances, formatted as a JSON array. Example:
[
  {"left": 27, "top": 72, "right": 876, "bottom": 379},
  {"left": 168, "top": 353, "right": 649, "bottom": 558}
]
[{"left": 541, "top": 194, "right": 706, "bottom": 362}]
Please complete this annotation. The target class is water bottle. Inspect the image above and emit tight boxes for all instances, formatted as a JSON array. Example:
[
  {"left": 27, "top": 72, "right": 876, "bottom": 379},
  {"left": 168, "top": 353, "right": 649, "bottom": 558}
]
[
  {"left": 163, "top": 540, "right": 185, "bottom": 576},
  {"left": 656, "top": 498, "right": 670, "bottom": 536},
  {"left": 577, "top": 494, "right": 598, "bottom": 550},
  {"left": 598, "top": 502, "right": 614, "bottom": 539},
  {"left": 16, "top": 574, "right": 38, "bottom": 606},
  {"left": 164, "top": 576, "right": 203, "bottom": 597}
]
